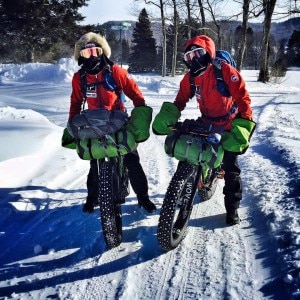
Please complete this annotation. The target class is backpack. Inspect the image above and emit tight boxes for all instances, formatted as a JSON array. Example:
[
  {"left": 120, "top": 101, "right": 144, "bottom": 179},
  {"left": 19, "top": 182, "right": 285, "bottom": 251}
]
[{"left": 190, "top": 50, "right": 237, "bottom": 98}]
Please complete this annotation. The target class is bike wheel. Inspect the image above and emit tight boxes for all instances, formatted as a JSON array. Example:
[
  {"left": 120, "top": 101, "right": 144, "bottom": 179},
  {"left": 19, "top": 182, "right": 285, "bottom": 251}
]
[
  {"left": 198, "top": 168, "right": 219, "bottom": 202},
  {"left": 157, "top": 162, "right": 200, "bottom": 251},
  {"left": 98, "top": 160, "right": 122, "bottom": 249}
]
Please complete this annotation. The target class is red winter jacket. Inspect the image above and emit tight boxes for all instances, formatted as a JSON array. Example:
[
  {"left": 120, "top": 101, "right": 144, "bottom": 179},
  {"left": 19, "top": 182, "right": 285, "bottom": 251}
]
[
  {"left": 174, "top": 35, "right": 253, "bottom": 130},
  {"left": 69, "top": 64, "right": 145, "bottom": 120}
]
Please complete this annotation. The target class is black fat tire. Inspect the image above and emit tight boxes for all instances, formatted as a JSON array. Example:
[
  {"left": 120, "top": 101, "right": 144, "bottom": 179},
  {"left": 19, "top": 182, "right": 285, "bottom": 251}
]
[
  {"left": 98, "top": 160, "right": 122, "bottom": 249},
  {"left": 157, "top": 162, "right": 198, "bottom": 251}
]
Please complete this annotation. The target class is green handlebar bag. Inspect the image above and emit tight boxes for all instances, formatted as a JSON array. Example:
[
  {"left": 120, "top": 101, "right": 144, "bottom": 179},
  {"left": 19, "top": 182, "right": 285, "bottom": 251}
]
[
  {"left": 165, "top": 132, "right": 224, "bottom": 169},
  {"left": 76, "top": 129, "right": 137, "bottom": 160}
]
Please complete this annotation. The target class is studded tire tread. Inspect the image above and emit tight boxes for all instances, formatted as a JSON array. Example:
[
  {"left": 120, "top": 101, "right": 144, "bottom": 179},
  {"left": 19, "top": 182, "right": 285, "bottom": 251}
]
[
  {"left": 98, "top": 160, "right": 122, "bottom": 249},
  {"left": 157, "top": 162, "right": 198, "bottom": 251}
]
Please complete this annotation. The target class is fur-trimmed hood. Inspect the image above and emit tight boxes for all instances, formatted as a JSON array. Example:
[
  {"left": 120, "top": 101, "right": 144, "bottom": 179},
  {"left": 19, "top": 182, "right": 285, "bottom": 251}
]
[{"left": 74, "top": 32, "right": 111, "bottom": 61}]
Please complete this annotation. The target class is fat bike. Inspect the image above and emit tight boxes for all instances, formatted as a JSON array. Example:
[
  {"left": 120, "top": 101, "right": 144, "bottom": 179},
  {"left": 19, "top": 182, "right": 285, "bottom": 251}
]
[{"left": 157, "top": 119, "right": 224, "bottom": 251}]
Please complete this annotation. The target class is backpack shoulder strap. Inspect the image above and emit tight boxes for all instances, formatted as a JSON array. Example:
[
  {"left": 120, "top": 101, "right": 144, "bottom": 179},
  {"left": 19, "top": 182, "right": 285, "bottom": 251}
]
[
  {"left": 212, "top": 59, "right": 223, "bottom": 82},
  {"left": 79, "top": 68, "right": 88, "bottom": 110},
  {"left": 103, "top": 66, "right": 118, "bottom": 92},
  {"left": 189, "top": 74, "right": 196, "bottom": 99},
  {"left": 212, "top": 60, "right": 231, "bottom": 97},
  {"left": 104, "top": 66, "right": 126, "bottom": 104},
  {"left": 189, "top": 62, "right": 231, "bottom": 98}
]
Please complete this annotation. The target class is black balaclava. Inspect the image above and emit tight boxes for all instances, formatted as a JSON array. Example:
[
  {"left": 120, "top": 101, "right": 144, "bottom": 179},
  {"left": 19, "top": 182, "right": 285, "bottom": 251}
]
[
  {"left": 81, "top": 55, "right": 105, "bottom": 74},
  {"left": 185, "top": 45, "right": 211, "bottom": 77},
  {"left": 78, "top": 42, "right": 110, "bottom": 75}
]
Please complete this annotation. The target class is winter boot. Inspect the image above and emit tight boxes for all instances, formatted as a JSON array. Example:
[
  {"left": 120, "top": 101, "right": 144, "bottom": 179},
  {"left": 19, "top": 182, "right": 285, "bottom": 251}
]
[
  {"left": 82, "top": 197, "right": 96, "bottom": 213},
  {"left": 226, "top": 209, "right": 240, "bottom": 225},
  {"left": 137, "top": 194, "right": 156, "bottom": 213}
]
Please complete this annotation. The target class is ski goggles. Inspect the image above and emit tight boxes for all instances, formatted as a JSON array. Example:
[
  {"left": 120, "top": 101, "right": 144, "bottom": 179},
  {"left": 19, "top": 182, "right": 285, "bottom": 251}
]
[
  {"left": 183, "top": 47, "right": 206, "bottom": 63},
  {"left": 80, "top": 47, "right": 103, "bottom": 58}
]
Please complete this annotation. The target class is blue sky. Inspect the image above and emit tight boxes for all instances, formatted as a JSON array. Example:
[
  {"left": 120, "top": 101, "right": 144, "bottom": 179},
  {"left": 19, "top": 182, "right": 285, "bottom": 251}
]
[{"left": 79, "top": 0, "right": 140, "bottom": 25}]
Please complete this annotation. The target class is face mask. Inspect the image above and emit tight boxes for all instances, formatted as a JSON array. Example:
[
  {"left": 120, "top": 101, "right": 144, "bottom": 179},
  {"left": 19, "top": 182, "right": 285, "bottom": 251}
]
[
  {"left": 189, "top": 54, "right": 210, "bottom": 77},
  {"left": 82, "top": 56, "right": 101, "bottom": 72}
]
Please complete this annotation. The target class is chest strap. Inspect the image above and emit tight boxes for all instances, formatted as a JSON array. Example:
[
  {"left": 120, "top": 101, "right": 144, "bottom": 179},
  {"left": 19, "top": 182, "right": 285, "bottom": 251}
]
[{"left": 202, "top": 102, "right": 238, "bottom": 122}]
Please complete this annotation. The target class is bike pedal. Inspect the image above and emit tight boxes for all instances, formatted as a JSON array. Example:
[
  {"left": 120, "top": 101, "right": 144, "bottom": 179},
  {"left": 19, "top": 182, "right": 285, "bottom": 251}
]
[{"left": 217, "top": 169, "right": 225, "bottom": 179}]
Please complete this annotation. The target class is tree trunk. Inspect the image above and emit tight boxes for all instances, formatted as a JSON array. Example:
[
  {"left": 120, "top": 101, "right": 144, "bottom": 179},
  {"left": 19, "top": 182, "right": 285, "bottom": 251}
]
[
  {"left": 171, "top": 0, "right": 178, "bottom": 77},
  {"left": 206, "top": 0, "right": 221, "bottom": 47},
  {"left": 160, "top": 0, "right": 167, "bottom": 77},
  {"left": 186, "top": 0, "right": 192, "bottom": 39},
  {"left": 144, "top": 0, "right": 167, "bottom": 76},
  {"left": 198, "top": 0, "right": 206, "bottom": 34},
  {"left": 26, "top": 48, "right": 35, "bottom": 63},
  {"left": 258, "top": 0, "right": 276, "bottom": 82},
  {"left": 236, "top": 0, "right": 250, "bottom": 72}
]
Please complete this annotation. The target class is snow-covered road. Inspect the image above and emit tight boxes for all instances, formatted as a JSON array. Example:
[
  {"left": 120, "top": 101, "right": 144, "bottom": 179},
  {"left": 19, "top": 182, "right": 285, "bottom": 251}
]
[{"left": 0, "top": 62, "right": 299, "bottom": 299}]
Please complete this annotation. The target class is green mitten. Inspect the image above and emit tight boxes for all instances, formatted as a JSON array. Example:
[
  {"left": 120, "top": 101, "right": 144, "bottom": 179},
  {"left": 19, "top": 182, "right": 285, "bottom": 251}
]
[
  {"left": 222, "top": 118, "right": 256, "bottom": 154},
  {"left": 61, "top": 128, "right": 76, "bottom": 149},
  {"left": 152, "top": 102, "right": 181, "bottom": 135},
  {"left": 126, "top": 106, "right": 153, "bottom": 142}
]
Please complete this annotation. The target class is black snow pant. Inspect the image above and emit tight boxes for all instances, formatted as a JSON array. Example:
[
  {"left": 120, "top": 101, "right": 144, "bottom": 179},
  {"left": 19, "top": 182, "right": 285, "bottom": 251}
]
[
  {"left": 86, "top": 150, "right": 148, "bottom": 201},
  {"left": 221, "top": 150, "right": 242, "bottom": 213}
]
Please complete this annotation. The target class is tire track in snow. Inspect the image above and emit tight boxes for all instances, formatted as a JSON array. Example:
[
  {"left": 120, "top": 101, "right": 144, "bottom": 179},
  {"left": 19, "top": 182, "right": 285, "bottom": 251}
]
[
  {"left": 139, "top": 134, "right": 177, "bottom": 199},
  {"left": 91, "top": 133, "right": 179, "bottom": 299},
  {"left": 78, "top": 132, "right": 178, "bottom": 299},
  {"left": 156, "top": 187, "right": 226, "bottom": 299},
  {"left": 148, "top": 183, "right": 264, "bottom": 300}
]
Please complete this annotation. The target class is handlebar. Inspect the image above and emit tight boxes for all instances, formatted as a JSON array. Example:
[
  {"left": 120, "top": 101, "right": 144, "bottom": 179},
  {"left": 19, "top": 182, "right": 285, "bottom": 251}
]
[{"left": 171, "top": 119, "right": 223, "bottom": 145}]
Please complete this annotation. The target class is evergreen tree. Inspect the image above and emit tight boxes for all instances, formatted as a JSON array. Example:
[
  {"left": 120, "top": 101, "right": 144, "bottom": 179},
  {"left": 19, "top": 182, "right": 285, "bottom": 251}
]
[
  {"left": 0, "top": 0, "right": 88, "bottom": 63},
  {"left": 128, "top": 8, "right": 157, "bottom": 73},
  {"left": 106, "top": 30, "right": 120, "bottom": 63},
  {"left": 287, "top": 30, "right": 300, "bottom": 66}
]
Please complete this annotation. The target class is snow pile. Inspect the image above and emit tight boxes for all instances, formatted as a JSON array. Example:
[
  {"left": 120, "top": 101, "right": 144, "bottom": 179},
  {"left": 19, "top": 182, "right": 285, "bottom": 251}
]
[{"left": 0, "top": 58, "right": 79, "bottom": 84}]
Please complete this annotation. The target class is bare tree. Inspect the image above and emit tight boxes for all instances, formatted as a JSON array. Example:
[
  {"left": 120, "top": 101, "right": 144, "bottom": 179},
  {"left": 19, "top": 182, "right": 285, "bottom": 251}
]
[
  {"left": 257, "top": 0, "right": 277, "bottom": 82},
  {"left": 170, "top": 0, "right": 179, "bottom": 76},
  {"left": 144, "top": 0, "right": 168, "bottom": 77},
  {"left": 185, "top": 0, "right": 192, "bottom": 39},
  {"left": 205, "top": 0, "right": 222, "bottom": 47},
  {"left": 198, "top": 0, "right": 206, "bottom": 34},
  {"left": 236, "top": 0, "right": 251, "bottom": 71}
]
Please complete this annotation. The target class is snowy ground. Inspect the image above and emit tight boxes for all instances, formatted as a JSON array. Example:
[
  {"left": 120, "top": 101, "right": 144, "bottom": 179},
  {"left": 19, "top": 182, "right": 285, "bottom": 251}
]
[{"left": 0, "top": 60, "right": 299, "bottom": 300}]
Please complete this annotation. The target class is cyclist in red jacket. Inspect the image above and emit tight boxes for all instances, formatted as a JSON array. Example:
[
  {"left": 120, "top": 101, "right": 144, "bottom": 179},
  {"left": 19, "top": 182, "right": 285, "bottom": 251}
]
[
  {"left": 153, "top": 35, "right": 255, "bottom": 225},
  {"left": 67, "top": 32, "right": 156, "bottom": 213}
]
